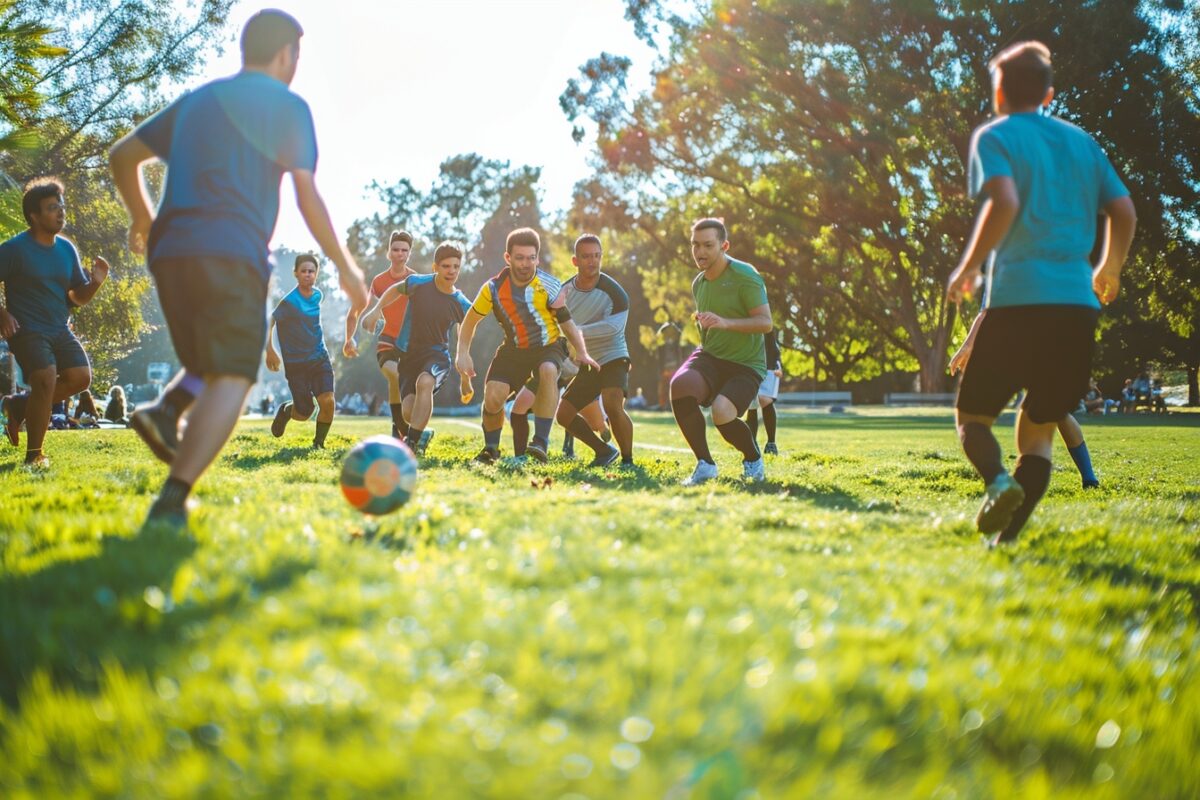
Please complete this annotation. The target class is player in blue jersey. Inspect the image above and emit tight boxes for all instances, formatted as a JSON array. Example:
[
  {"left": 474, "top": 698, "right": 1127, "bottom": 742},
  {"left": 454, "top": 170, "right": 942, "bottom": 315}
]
[
  {"left": 946, "top": 42, "right": 1136, "bottom": 546},
  {"left": 265, "top": 253, "right": 336, "bottom": 448},
  {"left": 110, "top": 10, "right": 368, "bottom": 526},
  {"left": 0, "top": 178, "right": 110, "bottom": 469},
  {"left": 360, "top": 241, "right": 472, "bottom": 456}
]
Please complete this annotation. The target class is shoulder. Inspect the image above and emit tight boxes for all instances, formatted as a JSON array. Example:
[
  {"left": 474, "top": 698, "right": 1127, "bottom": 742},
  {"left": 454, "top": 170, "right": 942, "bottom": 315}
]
[
  {"left": 728, "top": 259, "right": 764, "bottom": 283},
  {"left": 536, "top": 269, "right": 562, "bottom": 292},
  {"left": 598, "top": 273, "right": 629, "bottom": 303},
  {"left": 55, "top": 236, "right": 82, "bottom": 261},
  {"left": 409, "top": 273, "right": 436, "bottom": 288},
  {"left": 970, "top": 116, "right": 1009, "bottom": 149}
]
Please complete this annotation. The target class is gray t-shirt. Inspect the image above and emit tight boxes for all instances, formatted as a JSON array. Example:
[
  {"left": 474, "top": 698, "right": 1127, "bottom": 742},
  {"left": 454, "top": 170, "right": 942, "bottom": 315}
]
[{"left": 565, "top": 272, "right": 629, "bottom": 366}]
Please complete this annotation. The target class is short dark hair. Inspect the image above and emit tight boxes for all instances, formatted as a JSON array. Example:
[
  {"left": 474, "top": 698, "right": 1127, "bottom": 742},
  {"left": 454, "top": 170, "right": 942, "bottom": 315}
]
[
  {"left": 22, "top": 177, "right": 64, "bottom": 225},
  {"left": 989, "top": 41, "right": 1053, "bottom": 109},
  {"left": 241, "top": 10, "right": 303, "bottom": 66},
  {"left": 574, "top": 234, "right": 602, "bottom": 254},
  {"left": 294, "top": 253, "right": 319, "bottom": 271},
  {"left": 433, "top": 241, "right": 464, "bottom": 263},
  {"left": 691, "top": 217, "right": 727, "bottom": 242},
  {"left": 506, "top": 227, "right": 540, "bottom": 255},
  {"left": 389, "top": 230, "right": 413, "bottom": 247}
]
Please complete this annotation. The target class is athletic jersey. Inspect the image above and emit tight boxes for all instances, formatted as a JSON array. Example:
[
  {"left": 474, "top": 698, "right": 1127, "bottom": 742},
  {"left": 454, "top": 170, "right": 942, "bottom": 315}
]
[
  {"left": 692, "top": 257, "right": 769, "bottom": 376},
  {"left": 390, "top": 273, "right": 472, "bottom": 352},
  {"left": 969, "top": 112, "right": 1128, "bottom": 310},
  {"left": 370, "top": 268, "right": 413, "bottom": 351},
  {"left": 271, "top": 286, "right": 327, "bottom": 365},
  {"left": 471, "top": 267, "right": 565, "bottom": 349},
  {"left": 564, "top": 272, "right": 629, "bottom": 365},
  {"left": 135, "top": 71, "right": 318, "bottom": 282},
  {"left": 0, "top": 231, "right": 87, "bottom": 335}
]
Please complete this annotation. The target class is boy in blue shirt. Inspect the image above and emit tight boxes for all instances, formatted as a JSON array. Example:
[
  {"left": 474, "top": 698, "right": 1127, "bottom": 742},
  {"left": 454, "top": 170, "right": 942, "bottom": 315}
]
[
  {"left": 265, "top": 253, "right": 336, "bottom": 448},
  {"left": 0, "top": 179, "right": 109, "bottom": 468},
  {"left": 109, "top": 9, "right": 368, "bottom": 526},
  {"left": 947, "top": 41, "right": 1136, "bottom": 547}
]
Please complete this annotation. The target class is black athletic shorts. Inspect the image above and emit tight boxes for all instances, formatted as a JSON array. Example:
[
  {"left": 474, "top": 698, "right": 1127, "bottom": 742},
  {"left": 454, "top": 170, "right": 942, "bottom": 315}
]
[
  {"left": 284, "top": 355, "right": 335, "bottom": 418},
  {"left": 562, "top": 357, "right": 630, "bottom": 408},
  {"left": 956, "top": 305, "right": 1099, "bottom": 424},
  {"left": 675, "top": 349, "right": 763, "bottom": 415},
  {"left": 400, "top": 345, "right": 452, "bottom": 399},
  {"left": 151, "top": 256, "right": 267, "bottom": 382},
  {"left": 8, "top": 327, "right": 89, "bottom": 374},
  {"left": 376, "top": 346, "right": 405, "bottom": 369},
  {"left": 487, "top": 339, "right": 569, "bottom": 390}
]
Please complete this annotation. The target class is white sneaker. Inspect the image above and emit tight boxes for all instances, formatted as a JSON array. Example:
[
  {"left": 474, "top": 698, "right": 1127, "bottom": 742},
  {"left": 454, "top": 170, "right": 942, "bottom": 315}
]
[
  {"left": 743, "top": 457, "right": 765, "bottom": 482},
  {"left": 682, "top": 460, "right": 719, "bottom": 486}
]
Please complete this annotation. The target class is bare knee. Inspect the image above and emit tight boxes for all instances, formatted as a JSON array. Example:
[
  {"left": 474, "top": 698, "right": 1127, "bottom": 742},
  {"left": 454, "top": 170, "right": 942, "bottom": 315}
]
[
  {"left": 483, "top": 383, "right": 508, "bottom": 414},
  {"left": 538, "top": 362, "right": 559, "bottom": 386},
  {"left": 317, "top": 393, "right": 335, "bottom": 414},
  {"left": 555, "top": 401, "right": 577, "bottom": 427},
  {"left": 415, "top": 373, "right": 436, "bottom": 393},
  {"left": 28, "top": 369, "right": 57, "bottom": 395},
  {"left": 711, "top": 395, "right": 737, "bottom": 425}
]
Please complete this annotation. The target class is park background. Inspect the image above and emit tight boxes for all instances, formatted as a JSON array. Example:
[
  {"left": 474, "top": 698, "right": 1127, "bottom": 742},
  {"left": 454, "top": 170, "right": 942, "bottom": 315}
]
[{"left": 0, "top": 0, "right": 1198, "bottom": 410}]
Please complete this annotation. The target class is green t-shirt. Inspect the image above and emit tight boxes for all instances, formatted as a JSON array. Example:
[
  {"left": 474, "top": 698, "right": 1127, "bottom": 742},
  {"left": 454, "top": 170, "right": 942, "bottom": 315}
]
[{"left": 692, "top": 257, "right": 769, "bottom": 376}]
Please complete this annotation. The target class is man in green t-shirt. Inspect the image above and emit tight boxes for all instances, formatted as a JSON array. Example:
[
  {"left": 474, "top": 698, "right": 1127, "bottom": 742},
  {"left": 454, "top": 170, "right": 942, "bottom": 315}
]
[{"left": 670, "top": 218, "right": 773, "bottom": 485}]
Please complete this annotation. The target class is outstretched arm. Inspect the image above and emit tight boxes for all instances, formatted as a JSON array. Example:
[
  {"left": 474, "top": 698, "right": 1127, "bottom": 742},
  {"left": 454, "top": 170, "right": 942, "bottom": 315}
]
[
  {"left": 455, "top": 309, "right": 486, "bottom": 379},
  {"left": 109, "top": 134, "right": 158, "bottom": 254}
]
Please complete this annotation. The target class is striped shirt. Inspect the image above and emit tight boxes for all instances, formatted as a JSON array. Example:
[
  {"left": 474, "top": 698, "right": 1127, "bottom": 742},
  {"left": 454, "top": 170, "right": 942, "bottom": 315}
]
[
  {"left": 471, "top": 267, "right": 566, "bottom": 349},
  {"left": 564, "top": 272, "right": 629, "bottom": 365}
]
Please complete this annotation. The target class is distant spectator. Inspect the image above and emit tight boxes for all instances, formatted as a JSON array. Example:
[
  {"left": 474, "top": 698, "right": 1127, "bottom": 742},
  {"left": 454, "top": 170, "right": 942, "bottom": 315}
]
[
  {"left": 628, "top": 386, "right": 648, "bottom": 410},
  {"left": 1120, "top": 379, "right": 1136, "bottom": 413},
  {"left": 104, "top": 385, "right": 128, "bottom": 424},
  {"left": 1151, "top": 378, "right": 1167, "bottom": 413},
  {"left": 1082, "top": 378, "right": 1105, "bottom": 414},
  {"left": 74, "top": 389, "right": 100, "bottom": 427}
]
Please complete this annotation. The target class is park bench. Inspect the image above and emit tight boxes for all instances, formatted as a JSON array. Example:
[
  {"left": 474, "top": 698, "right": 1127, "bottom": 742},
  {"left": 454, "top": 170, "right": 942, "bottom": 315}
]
[
  {"left": 885, "top": 392, "right": 957, "bottom": 406},
  {"left": 778, "top": 391, "right": 852, "bottom": 406}
]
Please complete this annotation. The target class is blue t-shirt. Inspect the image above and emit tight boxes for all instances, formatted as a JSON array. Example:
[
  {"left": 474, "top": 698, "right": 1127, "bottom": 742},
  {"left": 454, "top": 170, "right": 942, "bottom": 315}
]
[
  {"left": 0, "top": 231, "right": 87, "bottom": 334},
  {"left": 969, "top": 112, "right": 1128, "bottom": 309},
  {"left": 271, "top": 286, "right": 328, "bottom": 365},
  {"left": 393, "top": 274, "right": 471, "bottom": 352},
  {"left": 136, "top": 71, "right": 318, "bottom": 282}
]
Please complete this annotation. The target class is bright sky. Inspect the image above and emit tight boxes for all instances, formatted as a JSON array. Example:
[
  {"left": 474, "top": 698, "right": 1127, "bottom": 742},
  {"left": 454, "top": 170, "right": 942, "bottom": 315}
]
[{"left": 181, "top": 0, "right": 657, "bottom": 252}]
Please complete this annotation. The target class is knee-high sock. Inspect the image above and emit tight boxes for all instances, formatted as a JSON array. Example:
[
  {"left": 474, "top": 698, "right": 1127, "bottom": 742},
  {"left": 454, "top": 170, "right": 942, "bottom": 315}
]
[
  {"left": 1067, "top": 442, "right": 1097, "bottom": 484},
  {"left": 532, "top": 416, "right": 554, "bottom": 449},
  {"left": 997, "top": 455, "right": 1052, "bottom": 543},
  {"left": 567, "top": 414, "right": 607, "bottom": 455},
  {"left": 389, "top": 403, "right": 408, "bottom": 438},
  {"left": 959, "top": 422, "right": 1004, "bottom": 486},
  {"left": 762, "top": 402, "right": 777, "bottom": 443},
  {"left": 510, "top": 411, "right": 529, "bottom": 456},
  {"left": 716, "top": 418, "right": 760, "bottom": 461},
  {"left": 314, "top": 421, "right": 331, "bottom": 447},
  {"left": 671, "top": 396, "right": 713, "bottom": 464},
  {"left": 745, "top": 408, "right": 759, "bottom": 442}
]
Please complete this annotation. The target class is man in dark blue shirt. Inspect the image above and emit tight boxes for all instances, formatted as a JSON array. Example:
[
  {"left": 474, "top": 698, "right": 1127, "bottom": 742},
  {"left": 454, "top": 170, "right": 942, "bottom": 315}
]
[
  {"left": 110, "top": 9, "right": 368, "bottom": 526},
  {"left": 0, "top": 178, "right": 109, "bottom": 468}
]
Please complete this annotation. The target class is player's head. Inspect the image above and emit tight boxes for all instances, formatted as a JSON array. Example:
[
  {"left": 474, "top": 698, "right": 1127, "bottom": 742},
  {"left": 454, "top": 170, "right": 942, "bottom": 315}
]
[
  {"left": 690, "top": 217, "right": 729, "bottom": 270},
  {"left": 22, "top": 177, "right": 66, "bottom": 234},
  {"left": 241, "top": 10, "right": 303, "bottom": 85},
  {"left": 504, "top": 228, "right": 541, "bottom": 282},
  {"left": 388, "top": 230, "right": 413, "bottom": 268},
  {"left": 572, "top": 234, "right": 603, "bottom": 280},
  {"left": 294, "top": 253, "right": 319, "bottom": 287},
  {"left": 988, "top": 41, "right": 1053, "bottom": 114},
  {"left": 433, "top": 241, "right": 464, "bottom": 284}
]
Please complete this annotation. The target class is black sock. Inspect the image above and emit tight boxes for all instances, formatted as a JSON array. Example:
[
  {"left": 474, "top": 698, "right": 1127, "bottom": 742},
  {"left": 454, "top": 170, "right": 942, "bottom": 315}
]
[
  {"left": 533, "top": 416, "right": 553, "bottom": 450},
  {"left": 390, "top": 403, "right": 408, "bottom": 438},
  {"left": 562, "top": 431, "right": 574, "bottom": 453},
  {"left": 999, "top": 455, "right": 1052, "bottom": 542},
  {"left": 156, "top": 477, "right": 192, "bottom": 511},
  {"left": 745, "top": 408, "right": 758, "bottom": 442},
  {"left": 314, "top": 421, "right": 331, "bottom": 447},
  {"left": 162, "top": 385, "right": 196, "bottom": 418},
  {"left": 762, "top": 403, "right": 777, "bottom": 443},
  {"left": 671, "top": 396, "right": 713, "bottom": 464},
  {"left": 511, "top": 411, "right": 530, "bottom": 456},
  {"left": 959, "top": 422, "right": 1004, "bottom": 486},
  {"left": 567, "top": 414, "right": 608, "bottom": 455},
  {"left": 716, "top": 418, "right": 761, "bottom": 461},
  {"left": 405, "top": 427, "right": 423, "bottom": 450}
]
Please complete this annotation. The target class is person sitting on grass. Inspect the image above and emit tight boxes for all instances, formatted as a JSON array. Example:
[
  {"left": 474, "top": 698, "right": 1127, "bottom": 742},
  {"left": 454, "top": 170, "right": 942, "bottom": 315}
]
[{"left": 104, "top": 384, "right": 128, "bottom": 424}]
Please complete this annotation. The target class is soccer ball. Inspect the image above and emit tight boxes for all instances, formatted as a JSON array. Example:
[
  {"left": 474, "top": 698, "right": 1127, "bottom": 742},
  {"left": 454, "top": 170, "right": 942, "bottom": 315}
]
[{"left": 340, "top": 435, "right": 418, "bottom": 515}]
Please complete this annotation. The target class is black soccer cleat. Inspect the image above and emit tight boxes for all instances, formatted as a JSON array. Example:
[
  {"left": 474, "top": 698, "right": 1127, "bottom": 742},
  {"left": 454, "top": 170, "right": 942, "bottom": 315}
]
[
  {"left": 473, "top": 446, "right": 501, "bottom": 465},
  {"left": 130, "top": 403, "right": 179, "bottom": 465},
  {"left": 526, "top": 441, "right": 549, "bottom": 463},
  {"left": 271, "top": 402, "right": 293, "bottom": 438},
  {"left": 589, "top": 445, "right": 621, "bottom": 468}
]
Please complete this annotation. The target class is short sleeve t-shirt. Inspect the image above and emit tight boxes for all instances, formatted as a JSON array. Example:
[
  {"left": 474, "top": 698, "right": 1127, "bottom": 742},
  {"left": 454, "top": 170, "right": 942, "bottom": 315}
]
[
  {"left": 471, "top": 268, "right": 564, "bottom": 349},
  {"left": 370, "top": 268, "right": 413, "bottom": 352},
  {"left": 968, "top": 112, "right": 1129, "bottom": 309},
  {"left": 692, "top": 257, "right": 769, "bottom": 376},
  {"left": 271, "top": 286, "right": 327, "bottom": 365},
  {"left": 394, "top": 274, "right": 472, "bottom": 352},
  {"left": 564, "top": 272, "right": 630, "bottom": 365},
  {"left": 136, "top": 71, "right": 318, "bottom": 282},
  {"left": 0, "top": 231, "right": 88, "bottom": 334}
]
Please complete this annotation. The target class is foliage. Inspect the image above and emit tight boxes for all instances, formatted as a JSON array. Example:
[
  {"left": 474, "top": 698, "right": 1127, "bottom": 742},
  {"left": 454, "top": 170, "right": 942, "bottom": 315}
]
[{"left": 1, "top": 410, "right": 1198, "bottom": 796}]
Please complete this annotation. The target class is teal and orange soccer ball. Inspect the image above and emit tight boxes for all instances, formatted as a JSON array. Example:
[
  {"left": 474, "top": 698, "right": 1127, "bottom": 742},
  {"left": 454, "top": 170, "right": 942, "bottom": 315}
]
[{"left": 340, "top": 435, "right": 418, "bottom": 515}]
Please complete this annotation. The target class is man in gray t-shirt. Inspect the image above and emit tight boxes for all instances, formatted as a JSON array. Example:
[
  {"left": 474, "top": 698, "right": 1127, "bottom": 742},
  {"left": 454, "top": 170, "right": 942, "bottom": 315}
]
[{"left": 555, "top": 234, "right": 634, "bottom": 467}]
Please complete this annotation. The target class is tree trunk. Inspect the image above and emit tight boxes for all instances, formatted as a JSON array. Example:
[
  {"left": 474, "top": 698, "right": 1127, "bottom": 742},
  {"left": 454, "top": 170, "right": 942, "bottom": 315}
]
[
  {"left": 1188, "top": 362, "right": 1198, "bottom": 407},
  {"left": 918, "top": 353, "right": 946, "bottom": 394}
]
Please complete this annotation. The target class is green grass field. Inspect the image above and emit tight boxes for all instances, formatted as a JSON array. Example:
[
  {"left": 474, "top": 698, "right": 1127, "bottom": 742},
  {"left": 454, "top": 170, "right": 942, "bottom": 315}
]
[{"left": 2, "top": 408, "right": 1198, "bottom": 798}]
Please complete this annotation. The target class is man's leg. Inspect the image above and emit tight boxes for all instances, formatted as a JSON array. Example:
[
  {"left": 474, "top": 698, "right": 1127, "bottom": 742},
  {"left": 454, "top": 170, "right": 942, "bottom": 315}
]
[
  {"left": 993, "top": 409, "right": 1056, "bottom": 545},
  {"left": 21, "top": 366, "right": 57, "bottom": 464},
  {"left": 510, "top": 386, "right": 535, "bottom": 456},
  {"left": 745, "top": 408, "right": 759, "bottom": 442},
  {"left": 528, "top": 362, "right": 560, "bottom": 462},
  {"left": 1057, "top": 414, "right": 1098, "bottom": 488},
  {"left": 601, "top": 387, "right": 634, "bottom": 463},
  {"left": 761, "top": 399, "right": 778, "bottom": 448},
  {"left": 133, "top": 369, "right": 204, "bottom": 463},
  {"left": 556, "top": 395, "right": 612, "bottom": 462},
  {"left": 313, "top": 392, "right": 335, "bottom": 448},
  {"left": 380, "top": 359, "right": 408, "bottom": 439},
  {"left": 479, "top": 380, "right": 510, "bottom": 461},
  {"left": 670, "top": 368, "right": 713, "bottom": 465},
  {"left": 405, "top": 374, "right": 436, "bottom": 451},
  {"left": 713, "top": 394, "right": 760, "bottom": 463}
]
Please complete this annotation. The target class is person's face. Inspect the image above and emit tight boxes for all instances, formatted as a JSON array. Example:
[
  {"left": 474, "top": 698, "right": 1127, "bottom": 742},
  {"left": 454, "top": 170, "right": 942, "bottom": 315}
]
[
  {"left": 572, "top": 242, "right": 602, "bottom": 282},
  {"left": 32, "top": 194, "right": 66, "bottom": 235},
  {"left": 389, "top": 240, "right": 411, "bottom": 268},
  {"left": 690, "top": 227, "right": 727, "bottom": 270},
  {"left": 505, "top": 245, "right": 539, "bottom": 283},
  {"left": 435, "top": 256, "right": 461, "bottom": 285},
  {"left": 294, "top": 260, "right": 318, "bottom": 288}
]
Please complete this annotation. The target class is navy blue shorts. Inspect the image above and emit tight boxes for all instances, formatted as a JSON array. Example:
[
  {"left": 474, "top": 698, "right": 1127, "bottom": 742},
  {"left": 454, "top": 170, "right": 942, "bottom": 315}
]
[
  {"left": 8, "top": 327, "right": 89, "bottom": 375},
  {"left": 284, "top": 355, "right": 335, "bottom": 418},
  {"left": 400, "top": 346, "right": 452, "bottom": 399}
]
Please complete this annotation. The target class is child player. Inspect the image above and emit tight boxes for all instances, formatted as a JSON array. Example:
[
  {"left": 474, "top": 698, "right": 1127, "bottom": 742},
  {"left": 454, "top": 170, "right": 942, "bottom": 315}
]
[{"left": 265, "top": 253, "right": 337, "bottom": 448}]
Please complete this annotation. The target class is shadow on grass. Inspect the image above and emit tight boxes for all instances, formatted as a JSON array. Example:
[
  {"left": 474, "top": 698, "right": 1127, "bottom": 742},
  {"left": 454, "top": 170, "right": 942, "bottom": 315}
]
[
  {"left": 0, "top": 523, "right": 307, "bottom": 708},
  {"left": 226, "top": 445, "right": 315, "bottom": 471}
]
